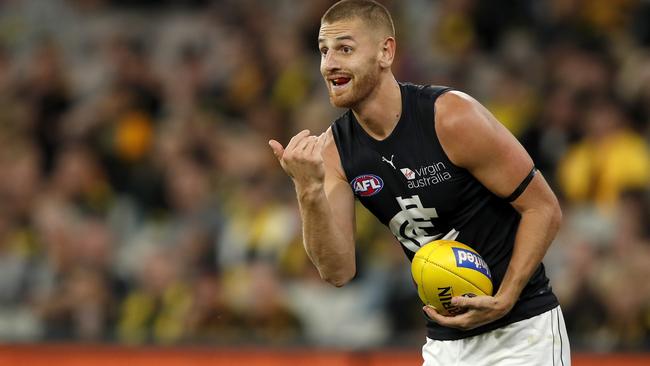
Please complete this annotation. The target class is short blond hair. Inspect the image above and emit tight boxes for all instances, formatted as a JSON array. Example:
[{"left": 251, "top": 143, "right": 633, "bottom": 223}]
[{"left": 321, "top": 0, "right": 395, "bottom": 38}]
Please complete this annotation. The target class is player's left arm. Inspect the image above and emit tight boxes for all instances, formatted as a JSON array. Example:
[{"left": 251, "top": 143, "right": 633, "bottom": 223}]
[{"left": 423, "top": 91, "right": 562, "bottom": 330}]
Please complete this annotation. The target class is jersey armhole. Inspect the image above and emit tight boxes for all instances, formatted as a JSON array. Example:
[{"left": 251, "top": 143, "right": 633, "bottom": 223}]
[
  {"left": 422, "top": 86, "right": 464, "bottom": 172},
  {"left": 330, "top": 116, "right": 357, "bottom": 190}
]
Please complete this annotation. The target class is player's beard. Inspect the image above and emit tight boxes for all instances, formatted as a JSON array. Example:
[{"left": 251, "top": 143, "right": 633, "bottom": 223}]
[{"left": 329, "top": 60, "right": 381, "bottom": 109}]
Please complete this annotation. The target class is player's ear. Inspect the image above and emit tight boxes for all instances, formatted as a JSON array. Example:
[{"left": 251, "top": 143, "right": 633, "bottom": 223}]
[{"left": 378, "top": 36, "right": 396, "bottom": 68}]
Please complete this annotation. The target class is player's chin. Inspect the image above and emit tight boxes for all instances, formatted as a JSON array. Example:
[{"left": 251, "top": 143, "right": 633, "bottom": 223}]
[
  {"left": 329, "top": 98, "right": 351, "bottom": 108},
  {"left": 328, "top": 93, "right": 357, "bottom": 108}
]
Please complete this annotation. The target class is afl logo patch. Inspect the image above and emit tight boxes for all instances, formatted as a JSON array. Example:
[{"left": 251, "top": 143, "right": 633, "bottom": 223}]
[{"left": 351, "top": 174, "right": 384, "bottom": 197}]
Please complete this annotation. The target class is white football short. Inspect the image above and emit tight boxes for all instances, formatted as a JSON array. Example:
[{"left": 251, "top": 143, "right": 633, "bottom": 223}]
[{"left": 422, "top": 306, "right": 570, "bottom": 366}]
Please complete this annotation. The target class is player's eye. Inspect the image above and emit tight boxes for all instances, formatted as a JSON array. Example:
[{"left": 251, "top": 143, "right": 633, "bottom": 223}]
[
  {"left": 341, "top": 46, "right": 353, "bottom": 54},
  {"left": 320, "top": 47, "right": 328, "bottom": 56}
]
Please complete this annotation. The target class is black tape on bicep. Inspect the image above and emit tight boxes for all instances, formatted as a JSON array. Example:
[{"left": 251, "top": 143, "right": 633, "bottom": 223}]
[{"left": 505, "top": 166, "right": 537, "bottom": 202}]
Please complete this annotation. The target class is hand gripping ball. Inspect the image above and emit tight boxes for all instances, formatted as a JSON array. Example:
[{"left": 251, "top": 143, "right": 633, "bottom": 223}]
[{"left": 411, "top": 240, "right": 493, "bottom": 315}]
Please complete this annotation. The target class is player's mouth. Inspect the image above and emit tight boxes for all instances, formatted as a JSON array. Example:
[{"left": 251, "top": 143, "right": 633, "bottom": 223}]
[{"left": 329, "top": 76, "right": 352, "bottom": 90}]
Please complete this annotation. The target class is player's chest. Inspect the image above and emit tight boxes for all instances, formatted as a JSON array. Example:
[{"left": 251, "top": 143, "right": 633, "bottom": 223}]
[{"left": 349, "top": 148, "right": 468, "bottom": 220}]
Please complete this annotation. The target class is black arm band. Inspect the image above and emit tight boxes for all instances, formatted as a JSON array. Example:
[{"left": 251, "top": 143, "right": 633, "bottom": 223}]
[{"left": 505, "top": 166, "right": 537, "bottom": 202}]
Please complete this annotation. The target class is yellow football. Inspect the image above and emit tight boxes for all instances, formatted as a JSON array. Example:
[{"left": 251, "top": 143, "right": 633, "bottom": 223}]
[{"left": 411, "top": 240, "right": 493, "bottom": 315}]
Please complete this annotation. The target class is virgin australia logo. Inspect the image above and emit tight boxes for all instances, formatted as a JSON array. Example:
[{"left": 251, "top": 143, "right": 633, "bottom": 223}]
[
  {"left": 400, "top": 168, "right": 415, "bottom": 180},
  {"left": 402, "top": 161, "right": 452, "bottom": 189}
]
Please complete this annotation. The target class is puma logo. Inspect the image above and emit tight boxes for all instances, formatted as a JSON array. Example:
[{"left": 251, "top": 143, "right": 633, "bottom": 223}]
[{"left": 382, "top": 155, "right": 396, "bottom": 170}]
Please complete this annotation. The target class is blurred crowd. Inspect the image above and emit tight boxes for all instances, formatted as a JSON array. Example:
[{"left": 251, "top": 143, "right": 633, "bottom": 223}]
[{"left": 0, "top": 0, "right": 649, "bottom": 352}]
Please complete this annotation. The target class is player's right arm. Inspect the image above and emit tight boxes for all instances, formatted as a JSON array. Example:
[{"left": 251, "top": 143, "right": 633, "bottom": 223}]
[{"left": 269, "top": 128, "right": 356, "bottom": 287}]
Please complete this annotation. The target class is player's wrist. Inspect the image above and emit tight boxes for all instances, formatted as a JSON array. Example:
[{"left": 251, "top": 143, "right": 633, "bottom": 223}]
[
  {"left": 494, "top": 289, "right": 518, "bottom": 313},
  {"left": 295, "top": 181, "right": 325, "bottom": 202}
]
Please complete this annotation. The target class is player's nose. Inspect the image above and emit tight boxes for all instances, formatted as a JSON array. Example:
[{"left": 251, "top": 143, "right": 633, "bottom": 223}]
[{"left": 321, "top": 52, "right": 340, "bottom": 73}]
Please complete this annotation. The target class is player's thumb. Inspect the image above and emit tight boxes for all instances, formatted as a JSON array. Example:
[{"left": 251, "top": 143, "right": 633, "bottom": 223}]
[
  {"left": 451, "top": 295, "right": 481, "bottom": 309},
  {"left": 268, "top": 139, "right": 285, "bottom": 161},
  {"left": 316, "top": 132, "right": 327, "bottom": 150}
]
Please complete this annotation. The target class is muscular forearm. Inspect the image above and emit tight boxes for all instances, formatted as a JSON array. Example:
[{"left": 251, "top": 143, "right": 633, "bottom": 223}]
[
  {"left": 424, "top": 203, "right": 563, "bottom": 329},
  {"left": 496, "top": 204, "right": 562, "bottom": 304},
  {"left": 297, "top": 184, "right": 355, "bottom": 287},
  {"left": 269, "top": 129, "right": 355, "bottom": 287}
]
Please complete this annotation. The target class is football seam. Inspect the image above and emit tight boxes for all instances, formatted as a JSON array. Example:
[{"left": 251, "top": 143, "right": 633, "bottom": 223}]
[
  {"left": 420, "top": 257, "right": 489, "bottom": 295},
  {"left": 418, "top": 257, "right": 431, "bottom": 304}
]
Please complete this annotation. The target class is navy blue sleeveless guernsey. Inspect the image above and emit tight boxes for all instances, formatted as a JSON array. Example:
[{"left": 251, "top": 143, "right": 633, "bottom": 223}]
[{"left": 331, "top": 82, "right": 559, "bottom": 340}]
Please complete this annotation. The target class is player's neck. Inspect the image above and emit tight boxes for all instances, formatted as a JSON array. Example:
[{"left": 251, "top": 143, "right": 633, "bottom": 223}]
[{"left": 352, "top": 74, "right": 401, "bottom": 140}]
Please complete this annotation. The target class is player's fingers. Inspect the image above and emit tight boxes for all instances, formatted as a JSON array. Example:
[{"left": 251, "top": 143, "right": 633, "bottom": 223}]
[
  {"left": 423, "top": 306, "right": 471, "bottom": 330},
  {"left": 268, "top": 140, "right": 285, "bottom": 161},
  {"left": 451, "top": 295, "right": 497, "bottom": 310},
  {"left": 286, "top": 129, "right": 311, "bottom": 152},
  {"left": 307, "top": 135, "right": 321, "bottom": 155},
  {"left": 294, "top": 135, "right": 315, "bottom": 154},
  {"left": 423, "top": 306, "right": 449, "bottom": 324}
]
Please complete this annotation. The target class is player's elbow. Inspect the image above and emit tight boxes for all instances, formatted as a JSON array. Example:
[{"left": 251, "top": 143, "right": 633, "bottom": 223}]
[
  {"left": 324, "top": 276, "right": 350, "bottom": 288},
  {"left": 321, "top": 266, "right": 356, "bottom": 287},
  {"left": 547, "top": 197, "right": 563, "bottom": 234}
]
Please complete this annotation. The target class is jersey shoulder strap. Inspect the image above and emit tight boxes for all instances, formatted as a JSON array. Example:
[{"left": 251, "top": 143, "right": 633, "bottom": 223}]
[
  {"left": 330, "top": 110, "right": 355, "bottom": 182},
  {"left": 411, "top": 84, "right": 454, "bottom": 120}
]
